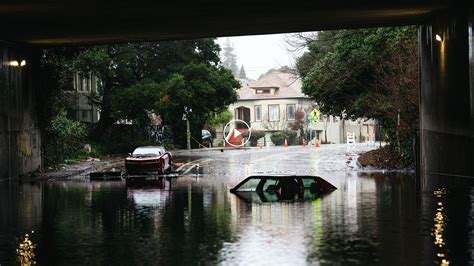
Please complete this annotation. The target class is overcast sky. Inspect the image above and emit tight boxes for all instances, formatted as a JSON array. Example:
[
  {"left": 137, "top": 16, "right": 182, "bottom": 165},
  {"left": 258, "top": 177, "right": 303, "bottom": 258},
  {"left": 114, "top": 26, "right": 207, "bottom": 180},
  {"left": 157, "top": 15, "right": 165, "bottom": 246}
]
[{"left": 217, "top": 34, "right": 301, "bottom": 80}]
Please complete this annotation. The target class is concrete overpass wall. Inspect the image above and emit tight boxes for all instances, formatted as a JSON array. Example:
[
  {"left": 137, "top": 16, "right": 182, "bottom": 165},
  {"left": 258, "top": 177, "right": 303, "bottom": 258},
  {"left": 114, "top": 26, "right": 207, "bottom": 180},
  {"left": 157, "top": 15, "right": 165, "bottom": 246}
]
[
  {"left": 420, "top": 9, "right": 474, "bottom": 181},
  {"left": 0, "top": 43, "right": 41, "bottom": 179}
]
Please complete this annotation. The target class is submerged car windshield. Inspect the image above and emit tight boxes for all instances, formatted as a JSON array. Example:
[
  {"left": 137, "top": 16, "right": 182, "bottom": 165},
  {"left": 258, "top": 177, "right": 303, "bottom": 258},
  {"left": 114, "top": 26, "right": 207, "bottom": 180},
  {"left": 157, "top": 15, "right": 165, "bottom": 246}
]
[
  {"left": 230, "top": 175, "right": 337, "bottom": 202},
  {"left": 132, "top": 148, "right": 162, "bottom": 156},
  {"left": 233, "top": 176, "right": 319, "bottom": 192}
]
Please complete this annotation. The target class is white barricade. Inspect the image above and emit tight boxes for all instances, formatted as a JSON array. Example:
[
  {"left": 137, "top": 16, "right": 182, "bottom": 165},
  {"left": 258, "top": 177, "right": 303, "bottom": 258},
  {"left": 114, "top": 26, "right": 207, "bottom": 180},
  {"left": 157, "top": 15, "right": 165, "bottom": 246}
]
[{"left": 346, "top": 132, "right": 356, "bottom": 146}]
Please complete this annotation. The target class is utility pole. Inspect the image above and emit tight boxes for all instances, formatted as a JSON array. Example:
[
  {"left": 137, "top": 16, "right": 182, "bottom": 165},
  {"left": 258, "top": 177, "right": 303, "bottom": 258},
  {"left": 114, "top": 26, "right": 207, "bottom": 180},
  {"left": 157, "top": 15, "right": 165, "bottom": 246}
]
[
  {"left": 183, "top": 106, "right": 192, "bottom": 150},
  {"left": 186, "top": 119, "right": 191, "bottom": 150}
]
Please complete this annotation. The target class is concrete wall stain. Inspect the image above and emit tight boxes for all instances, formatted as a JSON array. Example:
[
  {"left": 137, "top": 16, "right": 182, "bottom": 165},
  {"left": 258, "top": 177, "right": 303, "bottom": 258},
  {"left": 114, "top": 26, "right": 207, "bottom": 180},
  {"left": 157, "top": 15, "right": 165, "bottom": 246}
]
[
  {"left": 1, "top": 44, "right": 41, "bottom": 178},
  {"left": 18, "top": 130, "right": 32, "bottom": 157}
]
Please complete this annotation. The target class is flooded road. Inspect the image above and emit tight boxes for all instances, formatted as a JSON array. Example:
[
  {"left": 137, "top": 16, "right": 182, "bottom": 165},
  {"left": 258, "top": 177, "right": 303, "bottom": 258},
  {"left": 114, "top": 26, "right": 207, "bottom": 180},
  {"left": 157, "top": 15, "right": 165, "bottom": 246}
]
[{"left": 1, "top": 144, "right": 474, "bottom": 265}]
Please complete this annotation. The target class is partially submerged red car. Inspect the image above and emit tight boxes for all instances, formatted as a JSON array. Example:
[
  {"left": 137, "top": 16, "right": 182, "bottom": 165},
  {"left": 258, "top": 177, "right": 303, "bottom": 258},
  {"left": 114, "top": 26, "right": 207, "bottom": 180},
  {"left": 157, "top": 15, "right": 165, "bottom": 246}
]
[
  {"left": 230, "top": 175, "right": 336, "bottom": 202},
  {"left": 125, "top": 146, "right": 172, "bottom": 175}
]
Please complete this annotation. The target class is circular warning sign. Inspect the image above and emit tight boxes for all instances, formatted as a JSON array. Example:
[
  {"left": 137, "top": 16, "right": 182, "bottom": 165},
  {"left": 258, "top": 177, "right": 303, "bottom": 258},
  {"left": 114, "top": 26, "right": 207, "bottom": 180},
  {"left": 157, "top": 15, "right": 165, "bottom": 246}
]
[{"left": 223, "top": 119, "right": 252, "bottom": 147}]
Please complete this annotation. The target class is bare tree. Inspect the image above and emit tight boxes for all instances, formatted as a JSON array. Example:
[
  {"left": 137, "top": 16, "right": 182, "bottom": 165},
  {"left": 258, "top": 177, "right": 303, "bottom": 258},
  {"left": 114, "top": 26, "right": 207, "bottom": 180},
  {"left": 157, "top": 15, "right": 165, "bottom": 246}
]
[
  {"left": 372, "top": 41, "right": 419, "bottom": 132},
  {"left": 262, "top": 120, "right": 289, "bottom": 131},
  {"left": 284, "top": 32, "right": 318, "bottom": 53}
]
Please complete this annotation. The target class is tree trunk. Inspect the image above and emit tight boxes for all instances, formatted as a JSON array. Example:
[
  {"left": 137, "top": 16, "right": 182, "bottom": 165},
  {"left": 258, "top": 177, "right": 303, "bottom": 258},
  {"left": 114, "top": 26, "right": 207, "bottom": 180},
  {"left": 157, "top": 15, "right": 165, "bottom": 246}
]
[{"left": 92, "top": 78, "right": 114, "bottom": 141}]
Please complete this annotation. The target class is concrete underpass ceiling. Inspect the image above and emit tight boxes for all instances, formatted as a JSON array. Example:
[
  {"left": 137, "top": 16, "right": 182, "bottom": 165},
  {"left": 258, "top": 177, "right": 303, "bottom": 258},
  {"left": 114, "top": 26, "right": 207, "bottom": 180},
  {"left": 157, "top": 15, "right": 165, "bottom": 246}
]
[{"left": 0, "top": 1, "right": 450, "bottom": 46}]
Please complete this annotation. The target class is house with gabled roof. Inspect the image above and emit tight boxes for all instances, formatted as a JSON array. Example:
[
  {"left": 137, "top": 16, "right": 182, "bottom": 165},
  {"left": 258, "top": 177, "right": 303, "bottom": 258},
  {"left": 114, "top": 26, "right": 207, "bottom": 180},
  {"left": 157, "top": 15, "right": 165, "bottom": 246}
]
[{"left": 226, "top": 69, "right": 375, "bottom": 145}]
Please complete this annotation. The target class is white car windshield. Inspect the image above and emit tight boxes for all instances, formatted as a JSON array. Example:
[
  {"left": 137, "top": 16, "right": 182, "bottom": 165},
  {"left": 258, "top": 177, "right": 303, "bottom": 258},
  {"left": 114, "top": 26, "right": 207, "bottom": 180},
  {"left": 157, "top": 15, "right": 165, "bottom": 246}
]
[{"left": 132, "top": 147, "right": 162, "bottom": 156}]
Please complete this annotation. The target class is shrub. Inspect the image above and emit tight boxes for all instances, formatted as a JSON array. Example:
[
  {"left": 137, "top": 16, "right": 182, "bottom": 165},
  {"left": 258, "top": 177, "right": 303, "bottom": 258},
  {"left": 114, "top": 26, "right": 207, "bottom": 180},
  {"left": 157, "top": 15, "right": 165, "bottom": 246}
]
[
  {"left": 270, "top": 130, "right": 298, "bottom": 146},
  {"left": 243, "top": 130, "right": 266, "bottom": 146},
  {"left": 43, "top": 111, "right": 88, "bottom": 166},
  {"left": 270, "top": 132, "right": 286, "bottom": 146},
  {"left": 281, "top": 130, "right": 297, "bottom": 145}
]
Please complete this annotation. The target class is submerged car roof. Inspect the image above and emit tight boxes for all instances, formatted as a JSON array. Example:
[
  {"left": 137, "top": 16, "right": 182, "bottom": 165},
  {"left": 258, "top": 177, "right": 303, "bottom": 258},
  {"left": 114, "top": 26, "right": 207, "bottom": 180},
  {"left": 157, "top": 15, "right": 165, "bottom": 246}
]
[{"left": 230, "top": 175, "right": 337, "bottom": 192}]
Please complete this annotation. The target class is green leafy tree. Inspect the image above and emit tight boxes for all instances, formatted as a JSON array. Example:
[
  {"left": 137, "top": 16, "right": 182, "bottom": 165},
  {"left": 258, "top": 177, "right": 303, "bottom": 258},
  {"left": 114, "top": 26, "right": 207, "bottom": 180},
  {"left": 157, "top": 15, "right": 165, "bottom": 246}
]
[
  {"left": 38, "top": 47, "right": 83, "bottom": 131},
  {"left": 74, "top": 46, "right": 135, "bottom": 139},
  {"left": 39, "top": 47, "right": 88, "bottom": 166},
  {"left": 207, "top": 110, "right": 234, "bottom": 128},
  {"left": 74, "top": 40, "right": 239, "bottom": 147},
  {"left": 113, "top": 82, "right": 162, "bottom": 126},
  {"left": 157, "top": 63, "right": 239, "bottom": 147},
  {"left": 297, "top": 27, "right": 419, "bottom": 165}
]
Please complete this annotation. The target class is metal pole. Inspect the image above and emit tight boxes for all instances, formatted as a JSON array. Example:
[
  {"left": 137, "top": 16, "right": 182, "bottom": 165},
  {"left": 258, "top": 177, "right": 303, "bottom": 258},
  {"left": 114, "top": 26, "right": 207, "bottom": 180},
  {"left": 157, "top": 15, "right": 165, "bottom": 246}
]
[
  {"left": 309, "top": 123, "right": 312, "bottom": 144},
  {"left": 342, "top": 119, "right": 345, "bottom": 144},
  {"left": 186, "top": 118, "right": 191, "bottom": 150}
]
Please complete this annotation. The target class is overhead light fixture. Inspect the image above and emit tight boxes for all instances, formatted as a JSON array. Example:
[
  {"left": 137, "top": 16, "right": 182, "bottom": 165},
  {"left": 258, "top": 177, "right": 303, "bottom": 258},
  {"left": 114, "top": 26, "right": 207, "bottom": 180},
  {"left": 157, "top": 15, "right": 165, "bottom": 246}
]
[
  {"left": 435, "top": 34, "right": 442, "bottom": 42},
  {"left": 7, "top": 60, "right": 27, "bottom": 67}
]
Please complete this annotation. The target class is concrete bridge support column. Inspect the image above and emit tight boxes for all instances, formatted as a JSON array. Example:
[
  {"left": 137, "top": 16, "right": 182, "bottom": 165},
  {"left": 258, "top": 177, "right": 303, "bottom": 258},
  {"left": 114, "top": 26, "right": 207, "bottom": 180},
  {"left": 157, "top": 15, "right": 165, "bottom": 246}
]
[
  {"left": 0, "top": 43, "right": 41, "bottom": 179},
  {"left": 419, "top": 9, "right": 474, "bottom": 188}
]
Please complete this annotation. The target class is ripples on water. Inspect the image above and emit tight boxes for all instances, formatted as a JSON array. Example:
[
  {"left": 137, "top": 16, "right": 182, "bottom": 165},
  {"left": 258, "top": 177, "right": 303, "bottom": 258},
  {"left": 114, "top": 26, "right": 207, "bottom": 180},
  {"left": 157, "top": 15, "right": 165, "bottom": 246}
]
[{"left": 1, "top": 172, "right": 474, "bottom": 265}]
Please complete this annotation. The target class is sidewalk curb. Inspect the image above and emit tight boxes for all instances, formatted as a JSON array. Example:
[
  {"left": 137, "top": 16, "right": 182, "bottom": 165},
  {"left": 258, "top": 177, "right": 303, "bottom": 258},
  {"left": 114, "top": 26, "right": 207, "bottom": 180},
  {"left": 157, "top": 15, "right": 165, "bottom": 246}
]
[
  {"left": 32, "top": 158, "right": 124, "bottom": 181},
  {"left": 171, "top": 146, "right": 251, "bottom": 155}
]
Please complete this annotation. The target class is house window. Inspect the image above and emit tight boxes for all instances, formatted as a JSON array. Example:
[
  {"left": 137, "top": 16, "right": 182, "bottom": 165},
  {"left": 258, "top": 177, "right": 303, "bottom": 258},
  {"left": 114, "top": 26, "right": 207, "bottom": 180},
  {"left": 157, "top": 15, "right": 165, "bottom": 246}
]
[
  {"left": 269, "top": 105, "right": 280, "bottom": 121},
  {"left": 83, "top": 78, "right": 88, "bottom": 92},
  {"left": 256, "top": 89, "right": 271, "bottom": 94},
  {"left": 286, "top": 104, "right": 296, "bottom": 121},
  {"left": 254, "top": 105, "right": 262, "bottom": 121}
]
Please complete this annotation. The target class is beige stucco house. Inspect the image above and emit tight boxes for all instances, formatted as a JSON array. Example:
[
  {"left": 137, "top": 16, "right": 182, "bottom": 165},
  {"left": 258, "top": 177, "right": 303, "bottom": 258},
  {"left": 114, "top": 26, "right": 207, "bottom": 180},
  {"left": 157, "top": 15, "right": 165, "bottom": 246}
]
[
  {"left": 225, "top": 70, "right": 375, "bottom": 145},
  {"left": 64, "top": 72, "right": 101, "bottom": 123}
]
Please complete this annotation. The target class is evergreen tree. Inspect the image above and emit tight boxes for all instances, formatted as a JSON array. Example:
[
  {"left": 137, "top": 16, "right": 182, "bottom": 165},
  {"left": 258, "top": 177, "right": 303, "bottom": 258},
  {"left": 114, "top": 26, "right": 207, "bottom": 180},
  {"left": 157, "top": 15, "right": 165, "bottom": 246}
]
[
  {"left": 238, "top": 65, "right": 247, "bottom": 79},
  {"left": 221, "top": 38, "right": 239, "bottom": 76}
]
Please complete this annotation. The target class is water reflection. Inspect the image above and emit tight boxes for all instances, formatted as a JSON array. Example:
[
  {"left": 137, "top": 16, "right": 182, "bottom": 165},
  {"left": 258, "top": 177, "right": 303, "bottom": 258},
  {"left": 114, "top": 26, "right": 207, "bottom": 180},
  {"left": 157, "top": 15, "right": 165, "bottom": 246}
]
[
  {"left": 1, "top": 172, "right": 474, "bottom": 264},
  {"left": 16, "top": 233, "right": 36, "bottom": 266},
  {"left": 432, "top": 188, "right": 449, "bottom": 265}
]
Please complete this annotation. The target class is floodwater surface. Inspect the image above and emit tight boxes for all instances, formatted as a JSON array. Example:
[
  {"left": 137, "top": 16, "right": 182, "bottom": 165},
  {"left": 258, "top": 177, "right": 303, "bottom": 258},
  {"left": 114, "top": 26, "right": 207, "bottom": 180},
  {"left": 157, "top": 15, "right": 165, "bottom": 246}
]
[{"left": 1, "top": 146, "right": 474, "bottom": 265}]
